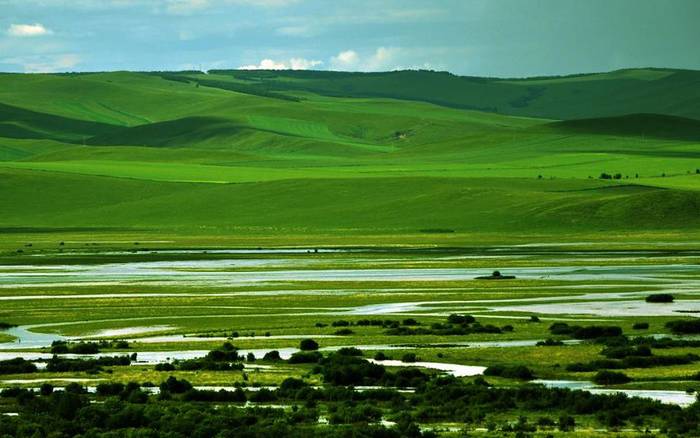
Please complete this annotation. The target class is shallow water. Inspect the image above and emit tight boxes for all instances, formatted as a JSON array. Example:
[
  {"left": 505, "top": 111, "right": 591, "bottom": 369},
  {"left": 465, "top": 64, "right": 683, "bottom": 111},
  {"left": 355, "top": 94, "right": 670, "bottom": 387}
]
[
  {"left": 0, "top": 326, "right": 67, "bottom": 350},
  {"left": 0, "top": 287, "right": 457, "bottom": 299},
  {"left": 2, "top": 378, "right": 106, "bottom": 384},
  {"left": 496, "top": 300, "right": 700, "bottom": 317},
  {"left": 367, "top": 359, "right": 486, "bottom": 377},
  {"left": 82, "top": 326, "right": 176, "bottom": 339},
  {"left": 2, "top": 250, "right": 699, "bottom": 407},
  {"left": 130, "top": 334, "right": 340, "bottom": 343},
  {"left": 533, "top": 380, "right": 697, "bottom": 407},
  {"left": 2, "top": 260, "right": 698, "bottom": 288},
  {"left": 43, "top": 248, "right": 358, "bottom": 256}
]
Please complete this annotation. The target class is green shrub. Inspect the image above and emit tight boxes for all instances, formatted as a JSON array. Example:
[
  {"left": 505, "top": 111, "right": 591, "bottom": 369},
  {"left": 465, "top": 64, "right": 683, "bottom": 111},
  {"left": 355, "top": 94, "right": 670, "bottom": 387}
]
[
  {"left": 484, "top": 365, "right": 534, "bottom": 380},
  {"left": 666, "top": 320, "right": 700, "bottom": 334},
  {"left": 401, "top": 353, "right": 417, "bottom": 363},
  {"left": 299, "top": 339, "right": 319, "bottom": 351},
  {"left": 262, "top": 350, "right": 282, "bottom": 361},
  {"left": 593, "top": 370, "right": 631, "bottom": 385},
  {"left": 645, "top": 294, "right": 674, "bottom": 303},
  {"left": 0, "top": 358, "right": 37, "bottom": 374},
  {"left": 288, "top": 351, "right": 323, "bottom": 364}
]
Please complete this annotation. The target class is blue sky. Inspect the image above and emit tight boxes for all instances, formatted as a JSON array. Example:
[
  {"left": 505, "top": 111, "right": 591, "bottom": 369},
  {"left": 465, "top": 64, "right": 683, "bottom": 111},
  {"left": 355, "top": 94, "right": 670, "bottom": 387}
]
[{"left": 1, "top": 0, "right": 699, "bottom": 76}]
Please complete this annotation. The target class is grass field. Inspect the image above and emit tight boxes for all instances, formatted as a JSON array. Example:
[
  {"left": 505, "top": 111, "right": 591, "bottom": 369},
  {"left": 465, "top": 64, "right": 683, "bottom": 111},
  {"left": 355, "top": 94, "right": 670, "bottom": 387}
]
[
  {"left": 1, "top": 69, "right": 700, "bottom": 435},
  {"left": 1, "top": 68, "right": 700, "bottom": 244}
]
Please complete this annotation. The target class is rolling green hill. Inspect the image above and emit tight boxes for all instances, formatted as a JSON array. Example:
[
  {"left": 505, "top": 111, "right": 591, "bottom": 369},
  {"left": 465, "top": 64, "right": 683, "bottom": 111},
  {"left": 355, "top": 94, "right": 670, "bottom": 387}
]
[
  {"left": 193, "top": 68, "right": 700, "bottom": 120},
  {"left": 0, "top": 69, "right": 699, "bottom": 243},
  {"left": 0, "top": 102, "right": 120, "bottom": 143}
]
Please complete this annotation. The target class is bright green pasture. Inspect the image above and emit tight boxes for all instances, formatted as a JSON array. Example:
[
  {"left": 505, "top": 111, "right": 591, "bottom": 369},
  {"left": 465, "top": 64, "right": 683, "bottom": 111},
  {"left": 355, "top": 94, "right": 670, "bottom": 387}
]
[{"left": 1, "top": 71, "right": 700, "bottom": 238}]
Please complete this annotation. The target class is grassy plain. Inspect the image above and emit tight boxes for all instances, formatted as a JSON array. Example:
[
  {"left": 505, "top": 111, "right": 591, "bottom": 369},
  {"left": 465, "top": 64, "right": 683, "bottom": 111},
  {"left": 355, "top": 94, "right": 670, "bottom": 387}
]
[
  {"left": 1, "top": 69, "right": 700, "bottom": 242},
  {"left": 1, "top": 69, "right": 700, "bottom": 434}
]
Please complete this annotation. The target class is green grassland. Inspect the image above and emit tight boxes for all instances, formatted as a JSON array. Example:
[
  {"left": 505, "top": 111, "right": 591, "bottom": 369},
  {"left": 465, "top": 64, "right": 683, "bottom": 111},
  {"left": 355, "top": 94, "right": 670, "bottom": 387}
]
[
  {"left": 1, "top": 69, "right": 700, "bottom": 435},
  {"left": 0, "top": 68, "right": 700, "bottom": 244}
]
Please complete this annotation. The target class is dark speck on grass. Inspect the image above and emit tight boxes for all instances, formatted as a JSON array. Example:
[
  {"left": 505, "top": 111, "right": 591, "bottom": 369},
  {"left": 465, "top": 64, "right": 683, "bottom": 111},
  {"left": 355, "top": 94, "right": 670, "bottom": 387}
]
[
  {"left": 475, "top": 270, "right": 516, "bottom": 280},
  {"left": 646, "top": 294, "right": 674, "bottom": 303}
]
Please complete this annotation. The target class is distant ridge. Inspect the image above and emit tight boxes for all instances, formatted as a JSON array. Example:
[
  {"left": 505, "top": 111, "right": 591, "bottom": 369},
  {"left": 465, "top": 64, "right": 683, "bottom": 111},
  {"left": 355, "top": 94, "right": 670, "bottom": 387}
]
[{"left": 188, "top": 68, "right": 700, "bottom": 120}]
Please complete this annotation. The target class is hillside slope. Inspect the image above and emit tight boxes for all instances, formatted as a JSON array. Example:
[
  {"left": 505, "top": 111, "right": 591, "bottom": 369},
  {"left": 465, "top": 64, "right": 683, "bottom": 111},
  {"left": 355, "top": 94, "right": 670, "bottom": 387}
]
[
  {"left": 192, "top": 68, "right": 700, "bottom": 120},
  {"left": 0, "top": 70, "right": 699, "bottom": 239},
  {"left": 545, "top": 114, "right": 700, "bottom": 141},
  {"left": 3, "top": 168, "right": 699, "bottom": 233}
]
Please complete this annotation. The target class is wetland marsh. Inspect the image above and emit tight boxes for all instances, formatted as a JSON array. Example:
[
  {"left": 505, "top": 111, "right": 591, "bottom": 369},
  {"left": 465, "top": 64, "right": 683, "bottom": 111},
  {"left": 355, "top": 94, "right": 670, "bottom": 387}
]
[{"left": 1, "top": 244, "right": 698, "bottom": 404}]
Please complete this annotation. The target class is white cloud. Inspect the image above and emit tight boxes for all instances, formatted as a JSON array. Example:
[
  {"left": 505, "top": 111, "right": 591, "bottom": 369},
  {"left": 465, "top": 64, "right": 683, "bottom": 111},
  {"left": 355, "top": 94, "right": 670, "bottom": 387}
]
[
  {"left": 289, "top": 57, "right": 322, "bottom": 70},
  {"left": 328, "top": 47, "right": 441, "bottom": 72},
  {"left": 330, "top": 50, "right": 359, "bottom": 69},
  {"left": 367, "top": 47, "right": 393, "bottom": 69},
  {"left": 330, "top": 48, "right": 399, "bottom": 72},
  {"left": 239, "top": 57, "right": 322, "bottom": 70},
  {"left": 239, "top": 59, "right": 286, "bottom": 70},
  {"left": 7, "top": 23, "right": 53, "bottom": 37}
]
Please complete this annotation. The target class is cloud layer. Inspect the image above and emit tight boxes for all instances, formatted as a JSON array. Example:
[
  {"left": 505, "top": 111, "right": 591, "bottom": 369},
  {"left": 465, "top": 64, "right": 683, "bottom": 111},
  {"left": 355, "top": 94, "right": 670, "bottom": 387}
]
[
  {"left": 0, "top": 0, "right": 698, "bottom": 76},
  {"left": 239, "top": 57, "right": 322, "bottom": 70},
  {"left": 7, "top": 23, "right": 52, "bottom": 37}
]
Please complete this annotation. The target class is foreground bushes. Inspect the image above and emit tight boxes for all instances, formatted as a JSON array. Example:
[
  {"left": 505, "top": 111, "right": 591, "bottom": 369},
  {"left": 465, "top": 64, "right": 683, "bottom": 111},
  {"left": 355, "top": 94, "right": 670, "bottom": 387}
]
[
  {"left": 1, "top": 370, "right": 699, "bottom": 436},
  {"left": 46, "top": 355, "right": 132, "bottom": 372},
  {"left": 318, "top": 353, "right": 429, "bottom": 387},
  {"left": 484, "top": 365, "right": 535, "bottom": 380},
  {"left": 163, "top": 343, "right": 245, "bottom": 371},
  {"left": 50, "top": 341, "right": 101, "bottom": 354},
  {"left": 593, "top": 370, "right": 631, "bottom": 385},
  {"left": 387, "top": 314, "right": 502, "bottom": 336},
  {"left": 666, "top": 319, "right": 700, "bottom": 334},
  {"left": 567, "top": 353, "right": 699, "bottom": 372},
  {"left": 549, "top": 323, "right": 623, "bottom": 339},
  {"left": 0, "top": 358, "right": 37, "bottom": 374}
]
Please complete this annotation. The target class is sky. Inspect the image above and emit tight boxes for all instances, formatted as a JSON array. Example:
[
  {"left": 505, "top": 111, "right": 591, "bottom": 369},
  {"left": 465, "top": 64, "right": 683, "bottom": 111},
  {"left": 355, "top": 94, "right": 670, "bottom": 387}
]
[{"left": 1, "top": 0, "right": 699, "bottom": 77}]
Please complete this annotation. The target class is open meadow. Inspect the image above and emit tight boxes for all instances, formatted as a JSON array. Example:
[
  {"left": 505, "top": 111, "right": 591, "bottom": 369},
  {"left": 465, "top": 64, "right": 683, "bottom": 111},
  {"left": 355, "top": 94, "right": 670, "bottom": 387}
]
[{"left": 1, "top": 69, "right": 700, "bottom": 436}]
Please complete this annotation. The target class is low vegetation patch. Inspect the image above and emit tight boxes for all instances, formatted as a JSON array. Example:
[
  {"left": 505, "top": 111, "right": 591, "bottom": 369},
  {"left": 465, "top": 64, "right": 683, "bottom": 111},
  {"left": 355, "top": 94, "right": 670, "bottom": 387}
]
[
  {"left": 666, "top": 319, "right": 700, "bottom": 334},
  {"left": 169, "top": 343, "right": 244, "bottom": 371},
  {"left": 484, "top": 365, "right": 535, "bottom": 380},
  {"left": 593, "top": 370, "right": 632, "bottom": 385},
  {"left": 0, "top": 358, "right": 37, "bottom": 374},
  {"left": 549, "top": 322, "right": 622, "bottom": 339},
  {"left": 567, "top": 353, "right": 699, "bottom": 372},
  {"left": 536, "top": 338, "right": 564, "bottom": 346},
  {"left": 386, "top": 314, "right": 503, "bottom": 336},
  {"left": 49, "top": 340, "right": 129, "bottom": 355},
  {"left": 46, "top": 355, "right": 133, "bottom": 373},
  {"left": 645, "top": 293, "right": 674, "bottom": 303}
]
